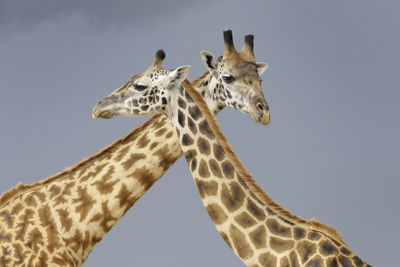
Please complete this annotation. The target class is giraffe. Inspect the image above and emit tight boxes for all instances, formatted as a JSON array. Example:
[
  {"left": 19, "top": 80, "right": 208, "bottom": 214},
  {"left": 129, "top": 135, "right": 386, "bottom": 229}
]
[
  {"left": 93, "top": 48, "right": 370, "bottom": 267},
  {"left": 0, "top": 30, "right": 269, "bottom": 266}
]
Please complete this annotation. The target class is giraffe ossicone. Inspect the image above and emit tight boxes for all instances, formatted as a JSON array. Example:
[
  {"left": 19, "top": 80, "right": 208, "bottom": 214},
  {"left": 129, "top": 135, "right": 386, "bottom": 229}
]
[{"left": 94, "top": 50, "right": 370, "bottom": 266}]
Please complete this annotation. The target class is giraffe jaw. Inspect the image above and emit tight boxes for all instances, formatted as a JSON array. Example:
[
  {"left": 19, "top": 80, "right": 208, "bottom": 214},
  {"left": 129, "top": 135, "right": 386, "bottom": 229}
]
[
  {"left": 251, "top": 108, "right": 270, "bottom": 125},
  {"left": 92, "top": 107, "right": 118, "bottom": 119}
]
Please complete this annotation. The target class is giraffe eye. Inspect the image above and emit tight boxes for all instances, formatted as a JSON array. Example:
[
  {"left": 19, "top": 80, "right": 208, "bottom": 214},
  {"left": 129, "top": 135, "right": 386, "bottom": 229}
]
[
  {"left": 222, "top": 75, "right": 235, "bottom": 84},
  {"left": 134, "top": 84, "right": 148, "bottom": 91}
]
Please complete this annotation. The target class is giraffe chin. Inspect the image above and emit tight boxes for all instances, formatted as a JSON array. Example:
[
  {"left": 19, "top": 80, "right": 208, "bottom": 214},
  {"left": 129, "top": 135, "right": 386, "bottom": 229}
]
[
  {"left": 251, "top": 110, "right": 270, "bottom": 125},
  {"left": 92, "top": 109, "right": 117, "bottom": 119}
]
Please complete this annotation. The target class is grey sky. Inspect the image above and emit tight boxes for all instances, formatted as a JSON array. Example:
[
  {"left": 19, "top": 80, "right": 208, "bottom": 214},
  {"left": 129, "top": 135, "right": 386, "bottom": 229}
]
[{"left": 1, "top": 1, "right": 398, "bottom": 266}]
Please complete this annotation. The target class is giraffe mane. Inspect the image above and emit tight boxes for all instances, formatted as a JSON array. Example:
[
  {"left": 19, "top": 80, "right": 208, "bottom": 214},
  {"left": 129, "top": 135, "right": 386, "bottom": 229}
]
[
  {"left": 0, "top": 114, "right": 164, "bottom": 208},
  {"left": 182, "top": 79, "right": 347, "bottom": 246},
  {"left": 192, "top": 71, "right": 209, "bottom": 87}
]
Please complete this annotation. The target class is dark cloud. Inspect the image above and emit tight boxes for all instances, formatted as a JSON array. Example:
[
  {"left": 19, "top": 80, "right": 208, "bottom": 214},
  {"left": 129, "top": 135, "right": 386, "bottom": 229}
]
[{"left": 0, "top": 0, "right": 197, "bottom": 36}]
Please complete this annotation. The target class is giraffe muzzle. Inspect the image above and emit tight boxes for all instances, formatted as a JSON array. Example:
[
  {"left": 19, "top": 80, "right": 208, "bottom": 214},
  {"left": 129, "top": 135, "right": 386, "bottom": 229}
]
[
  {"left": 251, "top": 102, "right": 270, "bottom": 125},
  {"left": 92, "top": 100, "right": 118, "bottom": 119},
  {"left": 259, "top": 109, "right": 270, "bottom": 125}
]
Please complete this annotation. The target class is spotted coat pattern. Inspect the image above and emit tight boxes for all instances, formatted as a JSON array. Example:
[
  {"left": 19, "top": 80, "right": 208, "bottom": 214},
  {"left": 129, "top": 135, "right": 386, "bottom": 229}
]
[
  {"left": 0, "top": 114, "right": 182, "bottom": 266},
  {"left": 171, "top": 84, "right": 371, "bottom": 267}
]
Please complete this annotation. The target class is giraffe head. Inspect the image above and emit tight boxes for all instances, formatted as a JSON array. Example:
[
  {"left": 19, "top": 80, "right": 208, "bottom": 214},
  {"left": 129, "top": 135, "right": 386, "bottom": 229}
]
[
  {"left": 200, "top": 30, "right": 270, "bottom": 125},
  {"left": 92, "top": 49, "right": 191, "bottom": 119}
]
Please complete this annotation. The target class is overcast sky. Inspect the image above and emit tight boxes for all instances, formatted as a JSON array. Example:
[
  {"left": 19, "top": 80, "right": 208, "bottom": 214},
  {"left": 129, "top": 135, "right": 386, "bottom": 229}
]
[{"left": 1, "top": 1, "right": 399, "bottom": 266}]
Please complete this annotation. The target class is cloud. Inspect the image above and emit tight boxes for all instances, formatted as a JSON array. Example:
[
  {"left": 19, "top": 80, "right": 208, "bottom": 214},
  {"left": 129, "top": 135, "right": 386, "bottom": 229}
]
[{"left": 0, "top": 0, "right": 198, "bottom": 36}]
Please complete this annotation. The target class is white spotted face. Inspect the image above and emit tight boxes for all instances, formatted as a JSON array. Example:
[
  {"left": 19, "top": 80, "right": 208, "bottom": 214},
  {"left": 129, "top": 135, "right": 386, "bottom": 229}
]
[
  {"left": 199, "top": 31, "right": 270, "bottom": 125},
  {"left": 92, "top": 49, "right": 191, "bottom": 119}
]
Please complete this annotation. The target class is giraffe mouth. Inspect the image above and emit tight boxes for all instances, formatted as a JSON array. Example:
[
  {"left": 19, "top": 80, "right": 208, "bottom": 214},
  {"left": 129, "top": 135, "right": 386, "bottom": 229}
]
[
  {"left": 92, "top": 105, "right": 118, "bottom": 119},
  {"left": 251, "top": 109, "right": 270, "bottom": 125}
]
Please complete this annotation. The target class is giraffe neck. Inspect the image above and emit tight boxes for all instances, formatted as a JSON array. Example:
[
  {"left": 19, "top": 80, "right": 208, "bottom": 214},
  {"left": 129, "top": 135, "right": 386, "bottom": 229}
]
[
  {"left": 0, "top": 115, "right": 182, "bottom": 265},
  {"left": 166, "top": 80, "right": 368, "bottom": 267}
]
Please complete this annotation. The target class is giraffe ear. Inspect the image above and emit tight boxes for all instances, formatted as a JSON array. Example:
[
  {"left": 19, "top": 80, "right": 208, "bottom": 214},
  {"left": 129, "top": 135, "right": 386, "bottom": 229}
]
[
  {"left": 256, "top": 62, "right": 268, "bottom": 75},
  {"left": 200, "top": 51, "right": 217, "bottom": 73},
  {"left": 169, "top": 65, "right": 191, "bottom": 85}
]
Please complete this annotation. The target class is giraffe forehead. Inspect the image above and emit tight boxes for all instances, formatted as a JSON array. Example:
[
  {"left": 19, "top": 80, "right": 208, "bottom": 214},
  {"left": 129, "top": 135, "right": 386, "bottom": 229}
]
[
  {"left": 219, "top": 58, "right": 260, "bottom": 80},
  {"left": 225, "top": 70, "right": 263, "bottom": 97},
  {"left": 146, "top": 67, "right": 170, "bottom": 77},
  {"left": 135, "top": 75, "right": 152, "bottom": 85},
  {"left": 227, "top": 63, "right": 259, "bottom": 79},
  {"left": 127, "top": 73, "right": 144, "bottom": 84},
  {"left": 129, "top": 69, "right": 171, "bottom": 89}
]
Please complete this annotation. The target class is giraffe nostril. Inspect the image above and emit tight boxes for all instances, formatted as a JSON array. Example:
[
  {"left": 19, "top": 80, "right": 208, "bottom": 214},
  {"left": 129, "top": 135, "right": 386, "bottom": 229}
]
[{"left": 257, "top": 103, "right": 264, "bottom": 111}]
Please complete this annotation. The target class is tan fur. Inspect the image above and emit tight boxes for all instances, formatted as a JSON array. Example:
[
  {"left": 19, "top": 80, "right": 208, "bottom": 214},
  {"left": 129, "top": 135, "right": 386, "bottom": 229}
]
[
  {"left": 182, "top": 79, "right": 346, "bottom": 245},
  {"left": 0, "top": 114, "right": 163, "bottom": 208},
  {"left": 192, "top": 71, "right": 209, "bottom": 87}
]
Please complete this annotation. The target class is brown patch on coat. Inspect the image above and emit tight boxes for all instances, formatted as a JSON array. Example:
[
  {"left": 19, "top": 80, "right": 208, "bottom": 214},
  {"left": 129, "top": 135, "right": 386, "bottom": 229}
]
[
  {"left": 26, "top": 227, "right": 44, "bottom": 254},
  {"left": 259, "top": 252, "right": 277, "bottom": 267},
  {"left": 16, "top": 208, "right": 34, "bottom": 240},
  {"left": 73, "top": 186, "right": 96, "bottom": 222},
  {"left": 249, "top": 225, "right": 267, "bottom": 249},
  {"left": 154, "top": 127, "right": 167, "bottom": 137},
  {"left": 198, "top": 159, "right": 211, "bottom": 178},
  {"left": 49, "top": 184, "right": 61, "bottom": 199},
  {"left": 294, "top": 227, "right": 306, "bottom": 240},
  {"left": 209, "top": 159, "right": 223, "bottom": 178},
  {"left": 88, "top": 202, "right": 117, "bottom": 232},
  {"left": 198, "top": 119, "right": 215, "bottom": 139},
  {"left": 57, "top": 208, "right": 73, "bottom": 232},
  {"left": 213, "top": 143, "right": 225, "bottom": 161},
  {"left": 187, "top": 116, "right": 198, "bottom": 135},
  {"left": 289, "top": 251, "right": 300, "bottom": 266},
  {"left": 197, "top": 137, "right": 211, "bottom": 156},
  {"left": 297, "top": 240, "right": 317, "bottom": 264},
  {"left": 122, "top": 153, "right": 146, "bottom": 170},
  {"left": 319, "top": 240, "right": 339, "bottom": 256},
  {"left": 116, "top": 183, "right": 140, "bottom": 215},
  {"left": 136, "top": 133, "right": 151, "bottom": 148},
  {"left": 266, "top": 218, "right": 292, "bottom": 238},
  {"left": 0, "top": 211, "right": 12, "bottom": 228},
  {"left": 80, "top": 163, "right": 107, "bottom": 183},
  {"left": 38, "top": 204, "right": 61, "bottom": 253},
  {"left": 219, "top": 231, "right": 232, "bottom": 249},
  {"left": 308, "top": 231, "right": 322, "bottom": 241},
  {"left": 128, "top": 166, "right": 157, "bottom": 191},
  {"left": 149, "top": 142, "right": 159, "bottom": 150},
  {"left": 92, "top": 166, "right": 118, "bottom": 195},
  {"left": 221, "top": 160, "right": 235, "bottom": 179},
  {"left": 114, "top": 146, "right": 130, "bottom": 162},
  {"left": 229, "top": 224, "right": 254, "bottom": 260},
  {"left": 270, "top": 236, "right": 294, "bottom": 253},
  {"left": 234, "top": 212, "right": 257, "bottom": 228},
  {"left": 52, "top": 251, "right": 75, "bottom": 266},
  {"left": 206, "top": 204, "right": 228, "bottom": 225},
  {"left": 12, "top": 243, "right": 25, "bottom": 264},
  {"left": 221, "top": 182, "right": 245, "bottom": 212},
  {"left": 24, "top": 195, "right": 37, "bottom": 207},
  {"left": 306, "top": 255, "right": 323, "bottom": 267},
  {"left": 195, "top": 179, "right": 218, "bottom": 198},
  {"left": 280, "top": 257, "right": 290, "bottom": 267},
  {"left": 247, "top": 198, "right": 266, "bottom": 221},
  {"left": 153, "top": 144, "right": 180, "bottom": 171}
]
